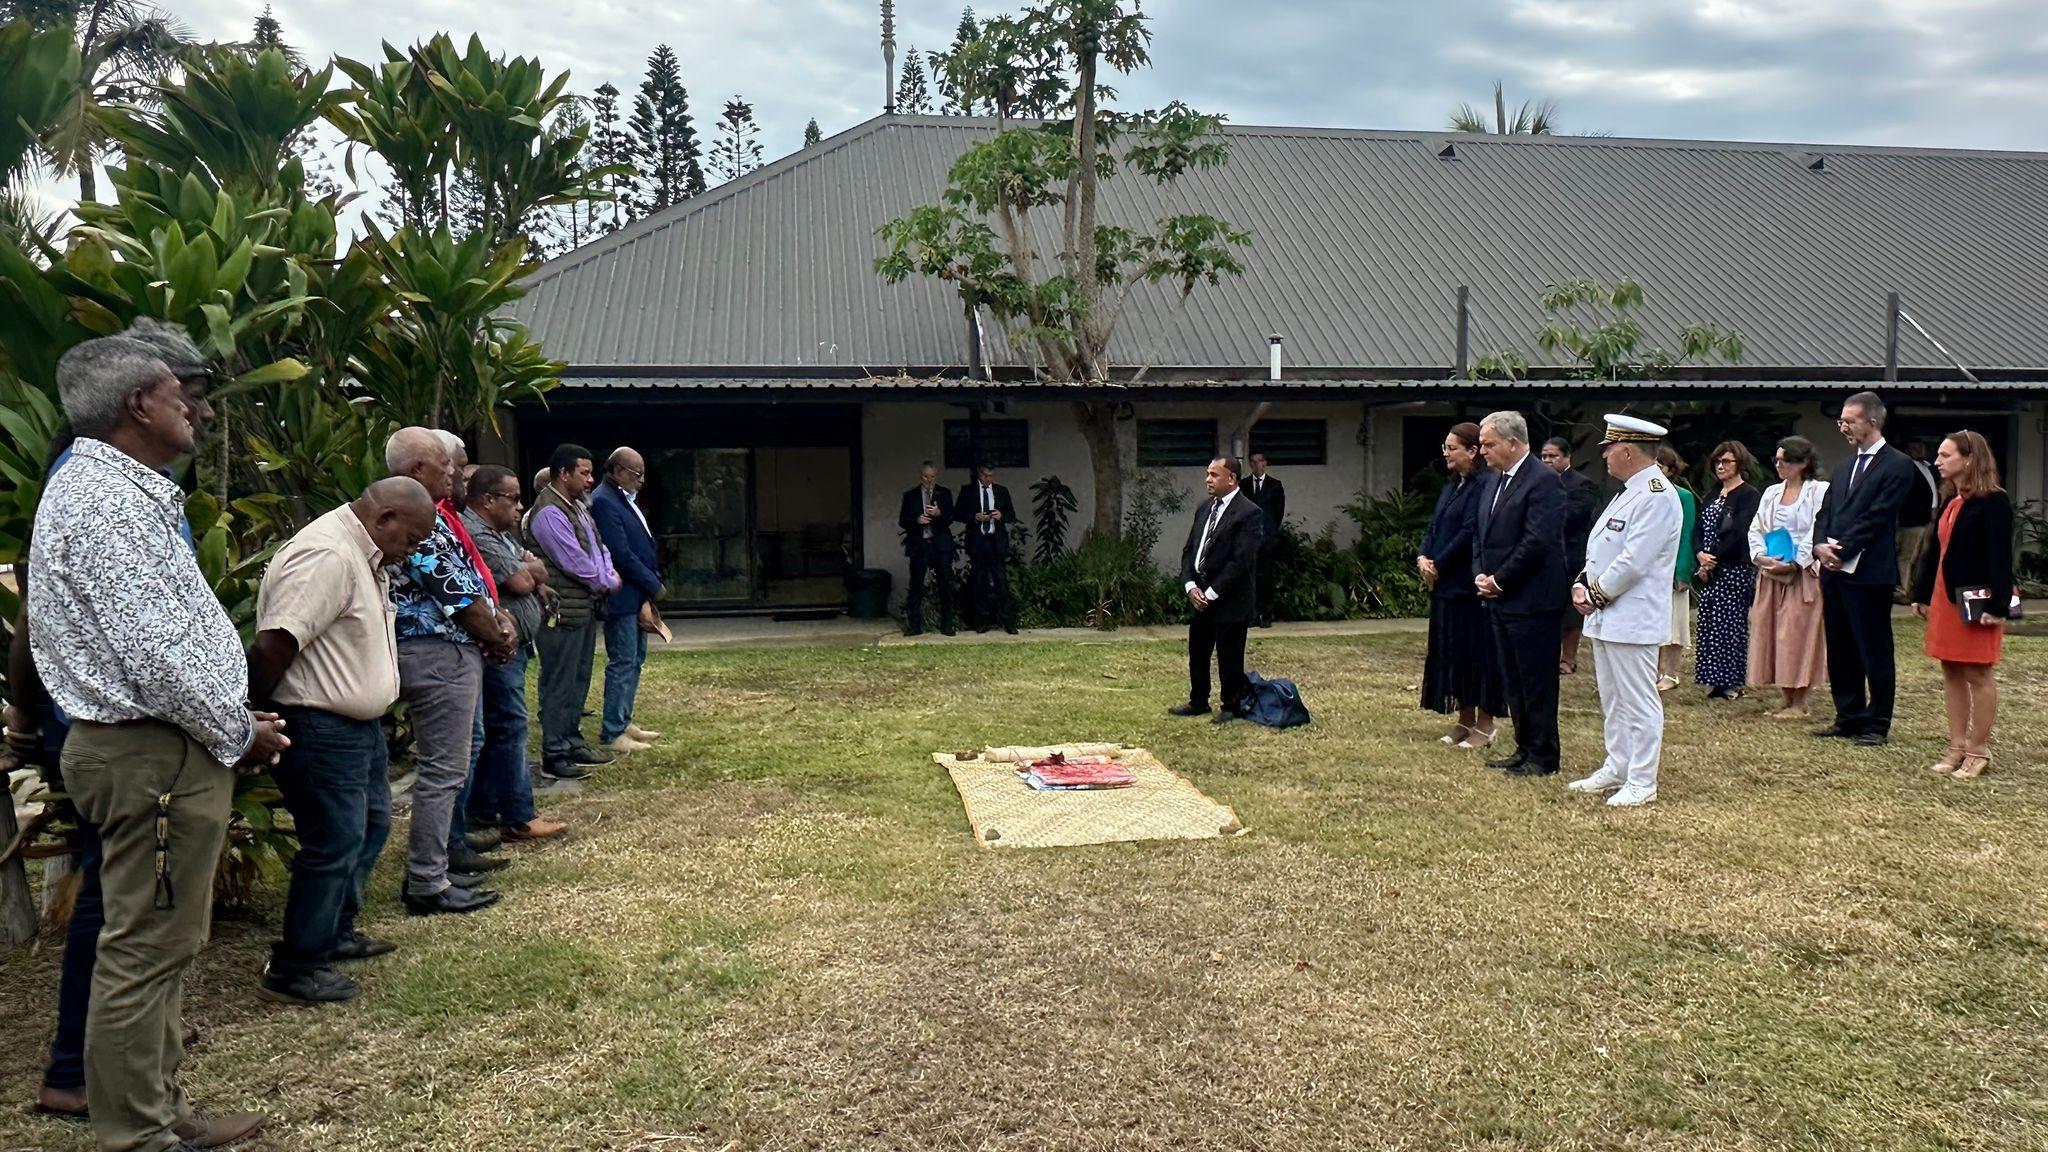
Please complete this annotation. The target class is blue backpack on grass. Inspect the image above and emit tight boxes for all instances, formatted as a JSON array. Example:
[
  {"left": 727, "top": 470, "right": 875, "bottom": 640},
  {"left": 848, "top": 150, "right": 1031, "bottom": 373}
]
[{"left": 1240, "top": 671, "right": 1311, "bottom": 728}]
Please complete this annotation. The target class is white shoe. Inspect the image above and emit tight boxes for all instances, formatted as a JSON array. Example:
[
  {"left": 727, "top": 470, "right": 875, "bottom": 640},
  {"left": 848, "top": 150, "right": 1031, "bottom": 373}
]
[
  {"left": 1606, "top": 785, "right": 1658, "bottom": 807},
  {"left": 605, "top": 735, "right": 653, "bottom": 753},
  {"left": 1566, "top": 770, "right": 1623, "bottom": 794}
]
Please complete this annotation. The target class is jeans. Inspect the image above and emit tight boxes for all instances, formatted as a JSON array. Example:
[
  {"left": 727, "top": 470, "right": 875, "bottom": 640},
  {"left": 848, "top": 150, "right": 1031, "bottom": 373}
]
[
  {"left": 397, "top": 640, "right": 483, "bottom": 897},
  {"left": 469, "top": 647, "right": 537, "bottom": 827},
  {"left": 42, "top": 819, "right": 102, "bottom": 1092},
  {"left": 270, "top": 708, "right": 390, "bottom": 976},
  {"left": 601, "top": 614, "right": 648, "bottom": 743}
]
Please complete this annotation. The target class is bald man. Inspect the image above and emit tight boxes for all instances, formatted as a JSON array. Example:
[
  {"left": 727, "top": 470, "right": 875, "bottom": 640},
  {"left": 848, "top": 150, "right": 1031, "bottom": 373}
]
[
  {"left": 248, "top": 477, "right": 439, "bottom": 1004},
  {"left": 589, "top": 446, "right": 665, "bottom": 752}
]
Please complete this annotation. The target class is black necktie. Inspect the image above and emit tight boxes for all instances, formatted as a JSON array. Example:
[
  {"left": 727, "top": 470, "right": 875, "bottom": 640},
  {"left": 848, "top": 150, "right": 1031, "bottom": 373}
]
[
  {"left": 1492, "top": 468, "right": 1511, "bottom": 514},
  {"left": 1850, "top": 452, "right": 1872, "bottom": 490}
]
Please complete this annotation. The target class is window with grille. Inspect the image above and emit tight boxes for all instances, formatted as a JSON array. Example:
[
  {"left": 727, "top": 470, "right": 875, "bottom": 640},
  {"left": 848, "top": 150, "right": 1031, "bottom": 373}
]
[
  {"left": 943, "top": 419, "right": 1029, "bottom": 469},
  {"left": 1250, "top": 419, "right": 1328, "bottom": 466},
  {"left": 1136, "top": 419, "right": 1219, "bottom": 467}
]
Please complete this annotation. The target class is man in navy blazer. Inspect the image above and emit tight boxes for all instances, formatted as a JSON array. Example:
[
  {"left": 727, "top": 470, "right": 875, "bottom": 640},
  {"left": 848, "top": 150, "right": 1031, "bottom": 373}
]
[
  {"left": 1475, "top": 411, "right": 1569, "bottom": 776},
  {"left": 1813, "top": 392, "right": 1917, "bottom": 746},
  {"left": 589, "top": 447, "right": 665, "bottom": 753}
]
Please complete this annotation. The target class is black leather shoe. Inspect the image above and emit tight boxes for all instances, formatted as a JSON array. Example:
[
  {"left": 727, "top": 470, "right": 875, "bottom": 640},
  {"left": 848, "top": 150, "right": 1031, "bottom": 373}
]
[
  {"left": 1812, "top": 725, "right": 1853, "bottom": 739},
  {"left": 568, "top": 745, "right": 614, "bottom": 766},
  {"left": 331, "top": 931, "right": 396, "bottom": 962},
  {"left": 1507, "top": 761, "right": 1561, "bottom": 777},
  {"left": 465, "top": 828, "right": 504, "bottom": 853},
  {"left": 1853, "top": 731, "right": 1889, "bottom": 747},
  {"left": 1211, "top": 708, "right": 1243, "bottom": 725},
  {"left": 258, "top": 964, "right": 360, "bottom": 1006},
  {"left": 940, "top": 623, "right": 956, "bottom": 636},
  {"left": 448, "top": 868, "right": 495, "bottom": 888},
  {"left": 1003, "top": 624, "right": 1018, "bottom": 634},
  {"left": 540, "top": 760, "right": 592, "bottom": 780},
  {"left": 1486, "top": 751, "right": 1527, "bottom": 771},
  {"left": 1167, "top": 701, "right": 1212, "bottom": 717},
  {"left": 448, "top": 847, "right": 509, "bottom": 873},
  {"left": 904, "top": 626, "right": 924, "bottom": 637},
  {"left": 404, "top": 886, "right": 501, "bottom": 916}
]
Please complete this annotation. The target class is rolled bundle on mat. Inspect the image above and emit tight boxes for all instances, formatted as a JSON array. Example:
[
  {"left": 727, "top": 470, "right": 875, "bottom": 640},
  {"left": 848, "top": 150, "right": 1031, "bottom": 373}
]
[{"left": 981, "top": 743, "right": 1126, "bottom": 763}]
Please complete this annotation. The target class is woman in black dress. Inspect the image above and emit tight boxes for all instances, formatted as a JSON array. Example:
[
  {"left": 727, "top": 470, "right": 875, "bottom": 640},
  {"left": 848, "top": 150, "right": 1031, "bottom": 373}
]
[
  {"left": 1694, "top": 440, "right": 1763, "bottom": 698},
  {"left": 1417, "top": 422, "right": 1503, "bottom": 748}
]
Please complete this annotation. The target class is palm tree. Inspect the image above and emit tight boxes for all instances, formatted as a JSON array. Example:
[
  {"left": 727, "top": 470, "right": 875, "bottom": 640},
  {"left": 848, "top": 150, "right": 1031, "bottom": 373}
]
[
  {"left": 0, "top": 0, "right": 195, "bottom": 202},
  {"left": 1449, "top": 80, "right": 1559, "bottom": 135}
]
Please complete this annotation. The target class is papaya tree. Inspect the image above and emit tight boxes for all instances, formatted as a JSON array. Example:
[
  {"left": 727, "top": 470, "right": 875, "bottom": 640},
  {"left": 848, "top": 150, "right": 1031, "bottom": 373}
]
[{"left": 877, "top": 0, "right": 1250, "bottom": 538}]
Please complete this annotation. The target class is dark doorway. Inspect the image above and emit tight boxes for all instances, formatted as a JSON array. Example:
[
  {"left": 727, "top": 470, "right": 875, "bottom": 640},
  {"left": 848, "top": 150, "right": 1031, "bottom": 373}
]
[{"left": 515, "top": 400, "right": 861, "bottom": 612}]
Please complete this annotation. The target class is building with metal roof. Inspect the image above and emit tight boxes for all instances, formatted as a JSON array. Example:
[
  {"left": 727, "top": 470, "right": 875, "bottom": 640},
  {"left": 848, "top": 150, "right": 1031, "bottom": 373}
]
[{"left": 504, "top": 115, "right": 2048, "bottom": 613}]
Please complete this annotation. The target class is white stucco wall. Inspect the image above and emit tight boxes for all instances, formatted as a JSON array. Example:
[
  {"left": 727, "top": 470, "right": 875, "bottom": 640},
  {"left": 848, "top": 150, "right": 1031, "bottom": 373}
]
[{"left": 859, "top": 399, "right": 1371, "bottom": 607}]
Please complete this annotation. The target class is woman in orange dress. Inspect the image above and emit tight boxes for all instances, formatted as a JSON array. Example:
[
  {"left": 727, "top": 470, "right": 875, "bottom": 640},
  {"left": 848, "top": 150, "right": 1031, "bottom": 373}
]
[{"left": 1911, "top": 430, "right": 2012, "bottom": 779}]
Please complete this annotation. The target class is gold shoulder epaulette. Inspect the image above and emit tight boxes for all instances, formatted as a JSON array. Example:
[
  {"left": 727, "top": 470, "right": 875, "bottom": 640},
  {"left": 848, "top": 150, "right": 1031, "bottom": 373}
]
[{"left": 1648, "top": 478, "right": 1666, "bottom": 492}]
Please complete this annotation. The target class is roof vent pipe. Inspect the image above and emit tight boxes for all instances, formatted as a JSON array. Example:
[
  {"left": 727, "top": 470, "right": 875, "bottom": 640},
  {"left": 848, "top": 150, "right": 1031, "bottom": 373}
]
[{"left": 1269, "top": 334, "right": 1284, "bottom": 381}]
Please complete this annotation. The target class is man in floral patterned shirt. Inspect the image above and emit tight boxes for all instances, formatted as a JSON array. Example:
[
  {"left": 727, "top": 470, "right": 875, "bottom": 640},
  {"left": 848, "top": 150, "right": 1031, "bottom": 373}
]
[
  {"left": 382, "top": 426, "right": 515, "bottom": 917},
  {"left": 28, "top": 334, "right": 288, "bottom": 1152}
]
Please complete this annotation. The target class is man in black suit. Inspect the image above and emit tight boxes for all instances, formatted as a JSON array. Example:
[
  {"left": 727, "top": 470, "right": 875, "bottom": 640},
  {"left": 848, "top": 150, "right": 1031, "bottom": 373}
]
[
  {"left": 1475, "top": 411, "right": 1569, "bottom": 776},
  {"left": 898, "top": 460, "right": 956, "bottom": 636},
  {"left": 1244, "top": 451, "right": 1286, "bottom": 627},
  {"left": 1814, "top": 391, "right": 1917, "bottom": 746},
  {"left": 955, "top": 464, "right": 1017, "bottom": 634},
  {"left": 1542, "top": 436, "right": 1599, "bottom": 674},
  {"left": 1170, "top": 456, "right": 1266, "bottom": 722}
]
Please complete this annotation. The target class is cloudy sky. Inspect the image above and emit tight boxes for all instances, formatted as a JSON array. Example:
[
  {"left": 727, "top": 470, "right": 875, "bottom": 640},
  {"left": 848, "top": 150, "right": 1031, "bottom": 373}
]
[{"left": 31, "top": 0, "right": 2048, "bottom": 212}]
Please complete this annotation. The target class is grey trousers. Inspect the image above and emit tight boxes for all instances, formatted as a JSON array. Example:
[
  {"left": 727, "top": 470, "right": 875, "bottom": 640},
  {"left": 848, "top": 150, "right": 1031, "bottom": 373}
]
[
  {"left": 62, "top": 720, "right": 232, "bottom": 1152},
  {"left": 397, "top": 639, "right": 482, "bottom": 897},
  {"left": 535, "top": 615, "right": 599, "bottom": 760}
]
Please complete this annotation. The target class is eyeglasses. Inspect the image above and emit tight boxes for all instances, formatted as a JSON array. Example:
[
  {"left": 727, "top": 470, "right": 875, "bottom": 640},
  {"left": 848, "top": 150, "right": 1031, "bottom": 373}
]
[
  {"left": 616, "top": 467, "right": 645, "bottom": 480},
  {"left": 486, "top": 490, "right": 522, "bottom": 504}
]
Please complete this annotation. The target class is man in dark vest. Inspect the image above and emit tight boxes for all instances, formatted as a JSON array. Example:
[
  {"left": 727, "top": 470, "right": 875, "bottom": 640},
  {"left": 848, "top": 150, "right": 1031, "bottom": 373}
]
[
  {"left": 899, "top": 460, "right": 957, "bottom": 636},
  {"left": 1244, "top": 451, "right": 1286, "bottom": 627},
  {"left": 525, "top": 443, "right": 621, "bottom": 779},
  {"left": 954, "top": 463, "right": 1017, "bottom": 633}
]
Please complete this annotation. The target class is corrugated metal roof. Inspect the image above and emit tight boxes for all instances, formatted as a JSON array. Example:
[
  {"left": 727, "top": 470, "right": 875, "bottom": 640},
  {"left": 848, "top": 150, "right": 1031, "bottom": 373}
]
[
  {"left": 509, "top": 117, "right": 2048, "bottom": 377},
  {"left": 556, "top": 375, "right": 2021, "bottom": 395}
]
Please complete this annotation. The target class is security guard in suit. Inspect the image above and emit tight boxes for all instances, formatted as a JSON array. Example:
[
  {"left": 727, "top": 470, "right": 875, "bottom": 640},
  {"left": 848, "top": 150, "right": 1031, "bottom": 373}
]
[{"left": 1568, "top": 415, "right": 1683, "bottom": 807}]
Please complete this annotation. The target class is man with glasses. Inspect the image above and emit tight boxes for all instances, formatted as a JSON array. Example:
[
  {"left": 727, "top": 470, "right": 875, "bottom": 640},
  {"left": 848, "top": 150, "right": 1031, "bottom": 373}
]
[
  {"left": 1814, "top": 392, "right": 1917, "bottom": 746},
  {"left": 590, "top": 447, "right": 665, "bottom": 754},
  {"left": 23, "top": 330, "right": 288, "bottom": 1150},
  {"left": 462, "top": 467, "right": 570, "bottom": 843}
]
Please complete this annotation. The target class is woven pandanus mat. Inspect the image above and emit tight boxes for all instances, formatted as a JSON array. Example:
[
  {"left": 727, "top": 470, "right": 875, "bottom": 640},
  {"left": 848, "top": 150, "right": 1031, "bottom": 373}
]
[{"left": 933, "top": 743, "right": 1247, "bottom": 850}]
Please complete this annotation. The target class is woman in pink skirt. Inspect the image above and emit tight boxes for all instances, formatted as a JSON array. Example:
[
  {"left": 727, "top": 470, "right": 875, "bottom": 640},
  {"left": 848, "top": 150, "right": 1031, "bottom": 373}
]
[{"left": 1746, "top": 436, "right": 1829, "bottom": 717}]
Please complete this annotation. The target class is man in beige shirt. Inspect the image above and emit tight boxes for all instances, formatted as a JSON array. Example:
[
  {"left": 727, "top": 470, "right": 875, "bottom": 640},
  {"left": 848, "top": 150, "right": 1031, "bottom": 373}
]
[{"left": 248, "top": 477, "right": 437, "bottom": 1005}]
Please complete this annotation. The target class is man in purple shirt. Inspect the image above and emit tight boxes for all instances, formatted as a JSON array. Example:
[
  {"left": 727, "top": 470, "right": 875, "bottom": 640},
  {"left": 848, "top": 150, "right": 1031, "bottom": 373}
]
[{"left": 523, "top": 443, "right": 621, "bottom": 778}]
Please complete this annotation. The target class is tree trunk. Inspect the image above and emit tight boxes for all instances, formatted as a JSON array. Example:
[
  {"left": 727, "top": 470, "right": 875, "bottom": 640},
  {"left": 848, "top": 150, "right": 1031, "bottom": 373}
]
[
  {"left": 0, "top": 794, "right": 37, "bottom": 948},
  {"left": 1075, "top": 400, "right": 1122, "bottom": 539}
]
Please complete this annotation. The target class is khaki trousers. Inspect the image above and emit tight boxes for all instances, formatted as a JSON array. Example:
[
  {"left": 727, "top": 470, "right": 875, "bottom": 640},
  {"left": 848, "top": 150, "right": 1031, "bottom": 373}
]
[{"left": 61, "top": 720, "right": 233, "bottom": 1152}]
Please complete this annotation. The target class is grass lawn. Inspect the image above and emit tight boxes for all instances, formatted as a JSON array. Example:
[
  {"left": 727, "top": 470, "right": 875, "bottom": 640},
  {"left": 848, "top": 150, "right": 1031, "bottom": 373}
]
[{"left": 3, "top": 624, "right": 2047, "bottom": 1151}]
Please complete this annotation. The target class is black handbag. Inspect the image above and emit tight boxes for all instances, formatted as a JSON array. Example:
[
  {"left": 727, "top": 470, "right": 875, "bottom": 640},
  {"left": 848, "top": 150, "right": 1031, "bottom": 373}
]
[{"left": 1953, "top": 587, "right": 2019, "bottom": 624}]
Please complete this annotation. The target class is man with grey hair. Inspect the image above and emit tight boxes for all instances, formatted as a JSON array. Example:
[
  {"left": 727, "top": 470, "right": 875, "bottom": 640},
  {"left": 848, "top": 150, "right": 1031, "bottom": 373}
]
[
  {"left": 1474, "top": 410, "right": 1568, "bottom": 776},
  {"left": 590, "top": 446, "right": 665, "bottom": 752},
  {"left": 383, "top": 427, "right": 515, "bottom": 915},
  {"left": 28, "top": 332, "right": 286, "bottom": 1152}
]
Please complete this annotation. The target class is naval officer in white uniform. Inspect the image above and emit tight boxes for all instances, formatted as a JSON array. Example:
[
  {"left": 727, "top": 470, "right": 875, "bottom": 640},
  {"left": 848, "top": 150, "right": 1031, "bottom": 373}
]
[{"left": 1568, "top": 415, "right": 1684, "bottom": 807}]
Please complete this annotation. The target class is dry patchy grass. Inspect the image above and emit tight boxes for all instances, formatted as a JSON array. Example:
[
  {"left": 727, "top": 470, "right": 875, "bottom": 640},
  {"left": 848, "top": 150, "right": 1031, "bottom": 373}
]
[{"left": 4, "top": 624, "right": 2047, "bottom": 1151}]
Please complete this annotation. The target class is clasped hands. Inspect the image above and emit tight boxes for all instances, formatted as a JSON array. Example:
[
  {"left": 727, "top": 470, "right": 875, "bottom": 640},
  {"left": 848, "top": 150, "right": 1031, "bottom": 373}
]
[{"left": 1474, "top": 573, "right": 1503, "bottom": 599}]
